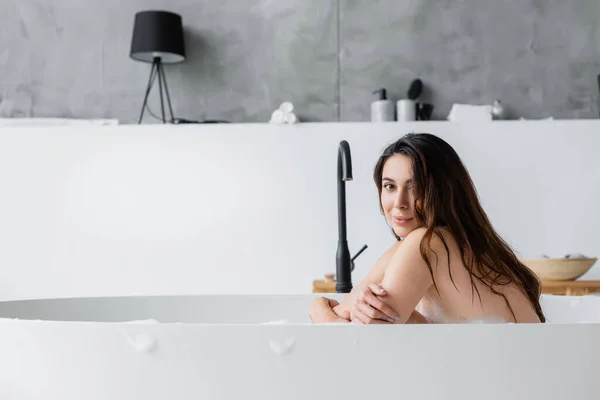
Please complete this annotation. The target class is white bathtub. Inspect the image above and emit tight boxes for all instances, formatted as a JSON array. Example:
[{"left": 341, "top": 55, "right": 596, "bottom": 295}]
[{"left": 0, "top": 294, "right": 598, "bottom": 400}]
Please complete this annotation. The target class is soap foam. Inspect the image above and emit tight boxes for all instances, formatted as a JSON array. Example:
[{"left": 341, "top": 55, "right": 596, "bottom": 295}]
[
  {"left": 261, "top": 319, "right": 289, "bottom": 325},
  {"left": 465, "top": 317, "right": 508, "bottom": 324},
  {"left": 123, "top": 319, "right": 160, "bottom": 324}
]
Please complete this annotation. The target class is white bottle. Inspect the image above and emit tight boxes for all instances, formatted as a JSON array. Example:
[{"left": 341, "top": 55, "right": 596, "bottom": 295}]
[
  {"left": 396, "top": 99, "right": 416, "bottom": 121},
  {"left": 371, "top": 88, "right": 395, "bottom": 122}
]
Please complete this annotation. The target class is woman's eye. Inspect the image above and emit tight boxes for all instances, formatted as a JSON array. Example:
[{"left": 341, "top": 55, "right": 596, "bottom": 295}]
[{"left": 383, "top": 183, "right": 395, "bottom": 190}]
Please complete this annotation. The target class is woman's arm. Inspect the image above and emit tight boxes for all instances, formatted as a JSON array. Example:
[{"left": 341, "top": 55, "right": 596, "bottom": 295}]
[
  {"left": 379, "top": 228, "right": 441, "bottom": 324},
  {"left": 332, "top": 240, "right": 403, "bottom": 320},
  {"left": 309, "top": 297, "right": 350, "bottom": 323},
  {"left": 350, "top": 282, "right": 431, "bottom": 324}
]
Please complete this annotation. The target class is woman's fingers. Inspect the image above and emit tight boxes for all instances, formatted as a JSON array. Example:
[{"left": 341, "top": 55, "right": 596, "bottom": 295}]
[
  {"left": 352, "top": 307, "right": 389, "bottom": 324},
  {"left": 359, "top": 288, "right": 398, "bottom": 321},
  {"left": 368, "top": 283, "right": 387, "bottom": 296},
  {"left": 359, "top": 302, "right": 394, "bottom": 323},
  {"left": 350, "top": 310, "right": 364, "bottom": 324},
  {"left": 326, "top": 298, "right": 340, "bottom": 308},
  {"left": 350, "top": 308, "right": 370, "bottom": 324}
]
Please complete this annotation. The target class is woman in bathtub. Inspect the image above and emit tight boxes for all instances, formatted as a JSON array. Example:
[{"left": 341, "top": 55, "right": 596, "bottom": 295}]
[{"left": 310, "top": 133, "right": 545, "bottom": 324}]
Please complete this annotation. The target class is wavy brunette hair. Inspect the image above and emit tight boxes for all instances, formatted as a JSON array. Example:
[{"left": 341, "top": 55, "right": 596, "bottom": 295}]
[{"left": 373, "top": 133, "right": 545, "bottom": 322}]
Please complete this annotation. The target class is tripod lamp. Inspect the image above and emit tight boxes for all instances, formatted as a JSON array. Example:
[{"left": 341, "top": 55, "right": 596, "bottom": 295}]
[{"left": 130, "top": 10, "right": 186, "bottom": 124}]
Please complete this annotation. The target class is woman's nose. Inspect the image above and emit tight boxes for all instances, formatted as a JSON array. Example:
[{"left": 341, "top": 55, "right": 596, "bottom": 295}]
[{"left": 393, "top": 190, "right": 408, "bottom": 209}]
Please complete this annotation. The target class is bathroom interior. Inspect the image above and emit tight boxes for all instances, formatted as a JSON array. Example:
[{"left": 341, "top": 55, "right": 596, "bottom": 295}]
[{"left": 1, "top": 1, "right": 600, "bottom": 399}]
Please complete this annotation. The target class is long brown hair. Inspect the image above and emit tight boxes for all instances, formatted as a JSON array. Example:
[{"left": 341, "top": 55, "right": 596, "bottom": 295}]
[{"left": 373, "top": 133, "right": 545, "bottom": 322}]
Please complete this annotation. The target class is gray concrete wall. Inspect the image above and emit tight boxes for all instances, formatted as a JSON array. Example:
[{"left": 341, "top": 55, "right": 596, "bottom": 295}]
[{"left": 1, "top": 0, "right": 599, "bottom": 123}]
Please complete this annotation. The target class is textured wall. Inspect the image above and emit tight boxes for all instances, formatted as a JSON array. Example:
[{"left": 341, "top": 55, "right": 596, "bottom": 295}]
[
  {"left": 1, "top": 0, "right": 599, "bottom": 123},
  {"left": 340, "top": 0, "right": 600, "bottom": 120}
]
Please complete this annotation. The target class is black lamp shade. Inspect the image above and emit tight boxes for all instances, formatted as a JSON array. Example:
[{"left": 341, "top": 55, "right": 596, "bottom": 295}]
[{"left": 130, "top": 10, "right": 185, "bottom": 64}]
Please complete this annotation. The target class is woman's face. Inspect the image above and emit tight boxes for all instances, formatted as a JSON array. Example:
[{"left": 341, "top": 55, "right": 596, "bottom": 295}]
[{"left": 380, "top": 154, "right": 420, "bottom": 239}]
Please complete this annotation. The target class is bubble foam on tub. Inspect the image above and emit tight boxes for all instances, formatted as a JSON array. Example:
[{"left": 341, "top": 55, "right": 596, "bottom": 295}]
[{"left": 261, "top": 319, "right": 289, "bottom": 325}]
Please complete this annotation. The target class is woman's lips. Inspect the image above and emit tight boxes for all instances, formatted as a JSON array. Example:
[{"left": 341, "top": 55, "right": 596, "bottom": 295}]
[{"left": 393, "top": 217, "right": 413, "bottom": 226}]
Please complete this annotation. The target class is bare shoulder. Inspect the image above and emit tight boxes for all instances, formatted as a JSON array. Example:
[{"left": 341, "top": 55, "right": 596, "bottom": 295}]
[
  {"left": 385, "top": 227, "right": 436, "bottom": 273},
  {"left": 401, "top": 226, "right": 456, "bottom": 252},
  {"left": 397, "top": 227, "right": 459, "bottom": 271}
]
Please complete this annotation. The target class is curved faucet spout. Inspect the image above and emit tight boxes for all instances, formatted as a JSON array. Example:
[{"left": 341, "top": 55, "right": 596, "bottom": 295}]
[{"left": 338, "top": 140, "right": 353, "bottom": 182}]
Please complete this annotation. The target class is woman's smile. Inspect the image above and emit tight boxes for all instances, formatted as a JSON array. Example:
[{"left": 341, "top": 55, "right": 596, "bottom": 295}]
[{"left": 392, "top": 216, "right": 413, "bottom": 226}]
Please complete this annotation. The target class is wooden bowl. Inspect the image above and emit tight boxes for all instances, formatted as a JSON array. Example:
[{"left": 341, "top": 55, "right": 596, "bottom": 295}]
[{"left": 521, "top": 257, "right": 597, "bottom": 281}]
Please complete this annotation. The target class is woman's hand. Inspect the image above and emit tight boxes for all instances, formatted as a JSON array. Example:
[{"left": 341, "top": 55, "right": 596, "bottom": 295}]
[
  {"left": 309, "top": 297, "right": 345, "bottom": 323},
  {"left": 350, "top": 283, "right": 399, "bottom": 324}
]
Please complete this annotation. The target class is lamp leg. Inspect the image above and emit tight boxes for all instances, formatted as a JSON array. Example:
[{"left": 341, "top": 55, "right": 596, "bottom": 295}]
[
  {"left": 158, "top": 63, "right": 175, "bottom": 123},
  {"left": 138, "top": 59, "right": 159, "bottom": 124},
  {"left": 156, "top": 59, "right": 166, "bottom": 123}
]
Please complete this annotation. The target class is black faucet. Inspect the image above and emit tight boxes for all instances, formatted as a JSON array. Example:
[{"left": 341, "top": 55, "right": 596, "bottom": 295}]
[{"left": 336, "top": 140, "right": 367, "bottom": 293}]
